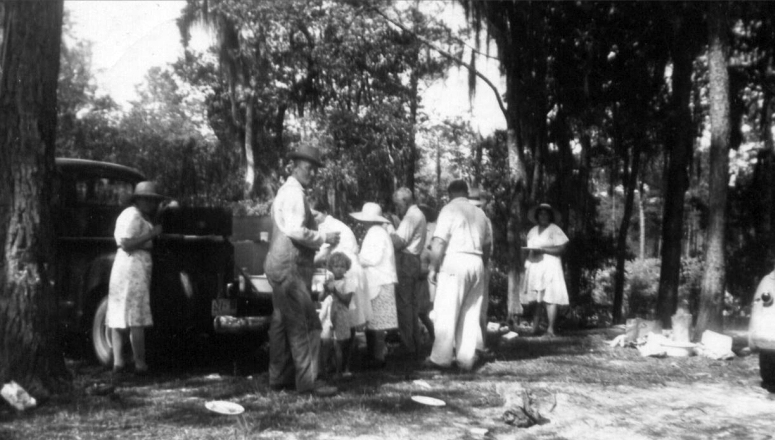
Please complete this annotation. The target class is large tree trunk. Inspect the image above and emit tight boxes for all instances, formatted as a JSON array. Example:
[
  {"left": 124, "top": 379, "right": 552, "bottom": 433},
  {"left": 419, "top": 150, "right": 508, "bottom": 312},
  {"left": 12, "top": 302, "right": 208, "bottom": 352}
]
[
  {"left": 506, "top": 128, "right": 527, "bottom": 318},
  {"left": 656, "top": 11, "right": 698, "bottom": 328},
  {"left": 696, "top": 2, "right": 730, "bottom": 337},
  {"left": 0, "top": 1, "right": 70, "bottom": 397}
]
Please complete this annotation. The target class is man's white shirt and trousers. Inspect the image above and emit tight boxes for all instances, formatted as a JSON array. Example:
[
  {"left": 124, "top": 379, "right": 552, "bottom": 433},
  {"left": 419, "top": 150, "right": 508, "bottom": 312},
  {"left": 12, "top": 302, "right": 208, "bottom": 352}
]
[{"left": 429, "top": 197, "right": 493, "bottom": 370}]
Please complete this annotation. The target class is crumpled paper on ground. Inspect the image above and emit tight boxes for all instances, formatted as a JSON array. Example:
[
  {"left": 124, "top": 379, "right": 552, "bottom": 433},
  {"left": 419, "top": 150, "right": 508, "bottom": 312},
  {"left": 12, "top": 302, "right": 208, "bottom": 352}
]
[
  {"left": 1, "top": 381, "right": 37, "bottom": 411},
  {"left": 695, "top": 330, "right": 735, "bottom": 360},
  {"left": 636, "top": 333, "right": 668, "bottom": 357},
  {"left": 695, "top": 343, "right": 735, "bottom": 360}
]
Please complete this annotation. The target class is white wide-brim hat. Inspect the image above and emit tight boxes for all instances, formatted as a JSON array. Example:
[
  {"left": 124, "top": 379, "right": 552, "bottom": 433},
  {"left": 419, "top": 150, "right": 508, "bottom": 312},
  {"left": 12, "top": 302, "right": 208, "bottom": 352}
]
[
  {"left": 527, "top": 203, "right": 561, "bottom": 224},
  {"left": 349, "top": 202, "right": 390, "bottom": 224}
]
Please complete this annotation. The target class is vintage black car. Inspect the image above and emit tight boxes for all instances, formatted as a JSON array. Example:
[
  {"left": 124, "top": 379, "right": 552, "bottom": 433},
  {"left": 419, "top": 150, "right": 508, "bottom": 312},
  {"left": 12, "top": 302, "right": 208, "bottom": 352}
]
[{"left": 54, "top": 158, "right": 273, "bottom": 366}]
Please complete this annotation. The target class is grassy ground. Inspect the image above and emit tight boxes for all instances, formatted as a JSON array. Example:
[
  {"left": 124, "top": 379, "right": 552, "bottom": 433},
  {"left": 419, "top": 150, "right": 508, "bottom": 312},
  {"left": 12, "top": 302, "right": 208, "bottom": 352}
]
[{"left": 1, "top": 328, "right": 772, "bottom": 440}]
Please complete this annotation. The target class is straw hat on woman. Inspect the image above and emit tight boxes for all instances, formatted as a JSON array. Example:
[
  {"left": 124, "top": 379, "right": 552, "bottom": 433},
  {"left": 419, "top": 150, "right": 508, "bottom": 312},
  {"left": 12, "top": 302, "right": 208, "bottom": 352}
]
[{"left": 350, "top": 202, "right": 398, "bottom": 368}]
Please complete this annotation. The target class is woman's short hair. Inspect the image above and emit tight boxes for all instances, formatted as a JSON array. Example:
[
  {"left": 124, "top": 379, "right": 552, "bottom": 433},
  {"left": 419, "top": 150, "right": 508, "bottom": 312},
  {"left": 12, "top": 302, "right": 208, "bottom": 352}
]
[{"left": 328, "top": 252, "right": 352, "bottom": 270}]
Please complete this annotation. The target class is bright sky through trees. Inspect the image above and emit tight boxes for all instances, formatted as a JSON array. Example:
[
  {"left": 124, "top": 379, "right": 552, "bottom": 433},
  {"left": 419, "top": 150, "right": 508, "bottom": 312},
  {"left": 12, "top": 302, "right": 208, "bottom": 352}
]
[{"left": 64, "top": 0, "right": 506, "bottom": 135}]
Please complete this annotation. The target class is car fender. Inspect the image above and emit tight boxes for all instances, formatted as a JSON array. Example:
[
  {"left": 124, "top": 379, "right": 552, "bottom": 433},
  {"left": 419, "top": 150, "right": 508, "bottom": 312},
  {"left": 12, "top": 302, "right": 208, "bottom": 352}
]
[
  {"left": 749, "top": 270, "right": 775, "bottom": 350},
  {"left": 80, "top": 252, "right": 116, "bottom": 326}
]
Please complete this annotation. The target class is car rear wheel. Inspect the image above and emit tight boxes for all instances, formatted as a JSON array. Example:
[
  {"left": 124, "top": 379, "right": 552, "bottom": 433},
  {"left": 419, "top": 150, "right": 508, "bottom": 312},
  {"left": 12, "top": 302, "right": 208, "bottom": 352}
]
[
  {"left": 91, "top": 296, "right": 113, "bottom": 366},
  {"left": 760, "top": 349, "right": 775, "bottom": 389}
]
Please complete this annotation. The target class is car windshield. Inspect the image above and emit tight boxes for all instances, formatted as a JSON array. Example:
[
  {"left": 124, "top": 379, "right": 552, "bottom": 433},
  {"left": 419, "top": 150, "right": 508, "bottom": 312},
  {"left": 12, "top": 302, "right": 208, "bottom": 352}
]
[{"left": 74, "top": 177, "right": 134, "bottom": 207}]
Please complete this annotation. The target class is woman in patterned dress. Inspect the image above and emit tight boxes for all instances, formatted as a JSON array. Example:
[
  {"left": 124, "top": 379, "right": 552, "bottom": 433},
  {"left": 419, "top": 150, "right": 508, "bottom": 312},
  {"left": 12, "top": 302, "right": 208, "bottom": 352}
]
[
  {"left": 107, "top": 181, "right": 166, "bottom": 374},
  {"left": 520, "top": 203, "right": 569, "bottom": 337},
  {"left": 350, "top": 202, "right": 397, "bottom": 368}
]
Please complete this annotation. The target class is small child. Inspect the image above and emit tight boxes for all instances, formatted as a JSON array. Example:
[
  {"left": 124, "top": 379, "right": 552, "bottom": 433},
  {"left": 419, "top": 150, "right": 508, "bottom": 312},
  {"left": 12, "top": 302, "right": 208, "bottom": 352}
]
[{"left": 319, "top": 252, "right": 355, "bottom": 379}]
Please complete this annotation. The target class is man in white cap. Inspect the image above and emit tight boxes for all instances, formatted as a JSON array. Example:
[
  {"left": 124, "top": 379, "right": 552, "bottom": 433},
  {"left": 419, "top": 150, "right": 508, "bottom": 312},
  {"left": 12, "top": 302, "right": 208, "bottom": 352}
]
[
  {"left": 426, "top": 179, "right": 492, "bottom": 371},
  {"left": 265, "top": 144, "right": 340, "bottom": 396},
  {"left": 389, "top": 187, "right": 426, "bottom": 357}
]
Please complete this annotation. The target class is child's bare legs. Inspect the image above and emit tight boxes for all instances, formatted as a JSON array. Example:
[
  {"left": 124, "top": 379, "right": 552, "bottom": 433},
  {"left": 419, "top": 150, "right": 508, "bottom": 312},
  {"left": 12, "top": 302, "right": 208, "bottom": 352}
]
[
  {"left": 332, "top": 340, "right": 343, "bottom": 377},
  {"left": 338, "top": 339, "right": 352, "bottom": 376}
]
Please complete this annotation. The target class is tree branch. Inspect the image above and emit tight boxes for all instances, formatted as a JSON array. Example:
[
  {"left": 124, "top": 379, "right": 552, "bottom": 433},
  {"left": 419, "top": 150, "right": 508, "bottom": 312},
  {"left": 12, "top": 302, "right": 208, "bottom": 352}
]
[{"left": 370, "top": 6, "right": 508, "bottom": 121}]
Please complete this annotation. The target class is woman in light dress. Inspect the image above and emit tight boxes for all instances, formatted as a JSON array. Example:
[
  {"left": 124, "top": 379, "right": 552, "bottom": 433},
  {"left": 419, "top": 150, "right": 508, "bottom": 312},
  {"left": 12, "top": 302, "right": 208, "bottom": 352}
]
[
  {"left": 107, "top": 181, "right": 166, "bottom": 374},
  {"left": 350, "top": 202, "right": 398, "bottom": 368},
  {"left": 520, "top": 203, "right": 569, "bottom": 337}
]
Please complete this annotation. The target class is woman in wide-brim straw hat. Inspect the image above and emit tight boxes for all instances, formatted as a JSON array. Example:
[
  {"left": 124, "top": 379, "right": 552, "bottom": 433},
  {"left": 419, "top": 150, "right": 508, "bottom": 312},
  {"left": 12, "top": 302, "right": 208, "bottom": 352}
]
[
  {"left": 521, "top": 202, "right": 569, "bottom": 338},
  {"left": 107, "top": 181, "right": 167, "bottom": 376},
  {"left": 349, "top": 202, "right": 398, "bottom": 368}
]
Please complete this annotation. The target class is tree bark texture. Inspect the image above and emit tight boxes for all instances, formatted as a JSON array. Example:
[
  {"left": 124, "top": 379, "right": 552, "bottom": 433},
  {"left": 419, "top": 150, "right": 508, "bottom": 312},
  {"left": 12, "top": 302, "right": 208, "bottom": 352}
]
[
  {"left": 638, "top": 181, "right": 646, "bottom": 260},
  {"left": 754, "top": 89, "right": 774, "bottom": 247},
  {"left": 656, "top": 9, "right": 701, "bottom": 328},
  {"left": 613, "top": 144, "right": 641, "bottom": 323},
  {"left": 696, "top": 1, "right": 730, "bottom": 337},
  {"left": 0, "top": 1, "right": 69, "bottom": 396},
  {"left": 506, "top": 128, "right": 526, "bottom": 317}
]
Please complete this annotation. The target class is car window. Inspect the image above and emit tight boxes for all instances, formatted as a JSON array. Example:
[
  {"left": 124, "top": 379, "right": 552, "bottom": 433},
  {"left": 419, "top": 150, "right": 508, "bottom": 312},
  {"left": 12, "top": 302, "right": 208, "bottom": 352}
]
[{"left": 74, "top": 177, "right": 134, "bottom": 207}]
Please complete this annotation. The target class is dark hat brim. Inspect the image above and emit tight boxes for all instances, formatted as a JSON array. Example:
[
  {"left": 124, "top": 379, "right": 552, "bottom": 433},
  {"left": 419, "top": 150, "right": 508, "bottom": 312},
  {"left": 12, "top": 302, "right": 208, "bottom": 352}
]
[
  {"left": 288, "top": 151, "right": 325, "bottom": 167},
  {"left": 527, "top": 204, "right": 561, "bottom": 224}
]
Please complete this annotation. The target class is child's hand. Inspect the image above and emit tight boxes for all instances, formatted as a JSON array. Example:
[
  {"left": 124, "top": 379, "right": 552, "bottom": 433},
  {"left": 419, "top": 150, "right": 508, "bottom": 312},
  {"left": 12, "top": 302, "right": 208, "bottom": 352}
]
[{"left": 324, "top": 279, "right": 336, "bottom": 292}]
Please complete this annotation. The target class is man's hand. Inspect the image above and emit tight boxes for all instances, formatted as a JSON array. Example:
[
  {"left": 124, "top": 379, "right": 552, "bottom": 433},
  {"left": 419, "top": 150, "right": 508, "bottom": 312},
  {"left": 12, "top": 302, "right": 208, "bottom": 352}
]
[
  {"left": 429, "top": 269, "right": 438, "bottom": 285},
  {"left": 325, "top": 231, "right": 341, "bottom": 246}
]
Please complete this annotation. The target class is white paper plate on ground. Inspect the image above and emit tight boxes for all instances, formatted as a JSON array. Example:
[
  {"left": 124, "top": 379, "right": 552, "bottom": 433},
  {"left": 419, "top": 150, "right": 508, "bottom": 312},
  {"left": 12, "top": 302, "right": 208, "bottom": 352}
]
[
  {"left": 205, "top": 400, "right": 245, "bottom": 415},
  {"left": 411, "top": 395, "right": 446, "bottom": 407}
]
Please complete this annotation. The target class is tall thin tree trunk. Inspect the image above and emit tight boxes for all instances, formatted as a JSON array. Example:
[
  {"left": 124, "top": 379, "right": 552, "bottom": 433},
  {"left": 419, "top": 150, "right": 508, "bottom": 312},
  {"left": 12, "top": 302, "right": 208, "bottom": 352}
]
[
  {"left": 696, "top": 1, "right": 730, "bottom": 337},
  {"left": 656, "top": 11, "right": 698, "bottom": 328},
  {"left": 613, "top": 145, "right": 641, "bottom": 323},
  {"left": 0, "top": 1, "right": 70, "bottom": 396},
  {"left": 244, "top": 91, "right": 256, "bottom": 198},
  {"left": 639, "top": 180, "right": 646, "bottom": 260}
]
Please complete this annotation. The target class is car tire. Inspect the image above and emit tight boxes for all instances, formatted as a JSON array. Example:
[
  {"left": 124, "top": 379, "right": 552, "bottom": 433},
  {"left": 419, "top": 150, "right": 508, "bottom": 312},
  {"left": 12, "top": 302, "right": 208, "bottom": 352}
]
[
  {"left": 91, "top": 296, "right": 113, "bottom": 366},
  {"left": 760, "top": 349, "right": 775, "bottom": 389}
]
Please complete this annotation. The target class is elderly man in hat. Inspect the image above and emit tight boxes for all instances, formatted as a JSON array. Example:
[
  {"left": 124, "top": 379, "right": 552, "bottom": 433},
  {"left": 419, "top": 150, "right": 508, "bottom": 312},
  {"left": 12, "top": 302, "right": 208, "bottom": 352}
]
[
  {"left": 265, "top": 144, "right": 340, "bottom": 395},
  {"left": 389, "top": 187, "right": 426, "bottom": 357},
  {"left": 426, "top": 180, "right": 493, "bottom": 370}
]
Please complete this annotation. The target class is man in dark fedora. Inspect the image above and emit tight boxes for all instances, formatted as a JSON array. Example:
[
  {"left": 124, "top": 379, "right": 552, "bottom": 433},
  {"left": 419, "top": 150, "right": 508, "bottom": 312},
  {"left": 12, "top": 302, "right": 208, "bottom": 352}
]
[{"left": 265, "top": 143, "right": 340, "bottom": 396}]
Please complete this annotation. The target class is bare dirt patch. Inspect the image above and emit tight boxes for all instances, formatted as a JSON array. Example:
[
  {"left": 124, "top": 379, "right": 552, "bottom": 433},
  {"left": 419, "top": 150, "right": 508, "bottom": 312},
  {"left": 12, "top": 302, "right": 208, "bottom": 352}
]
[{"left": 1, "top": 330, "right": 772, "bottom": 440}]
